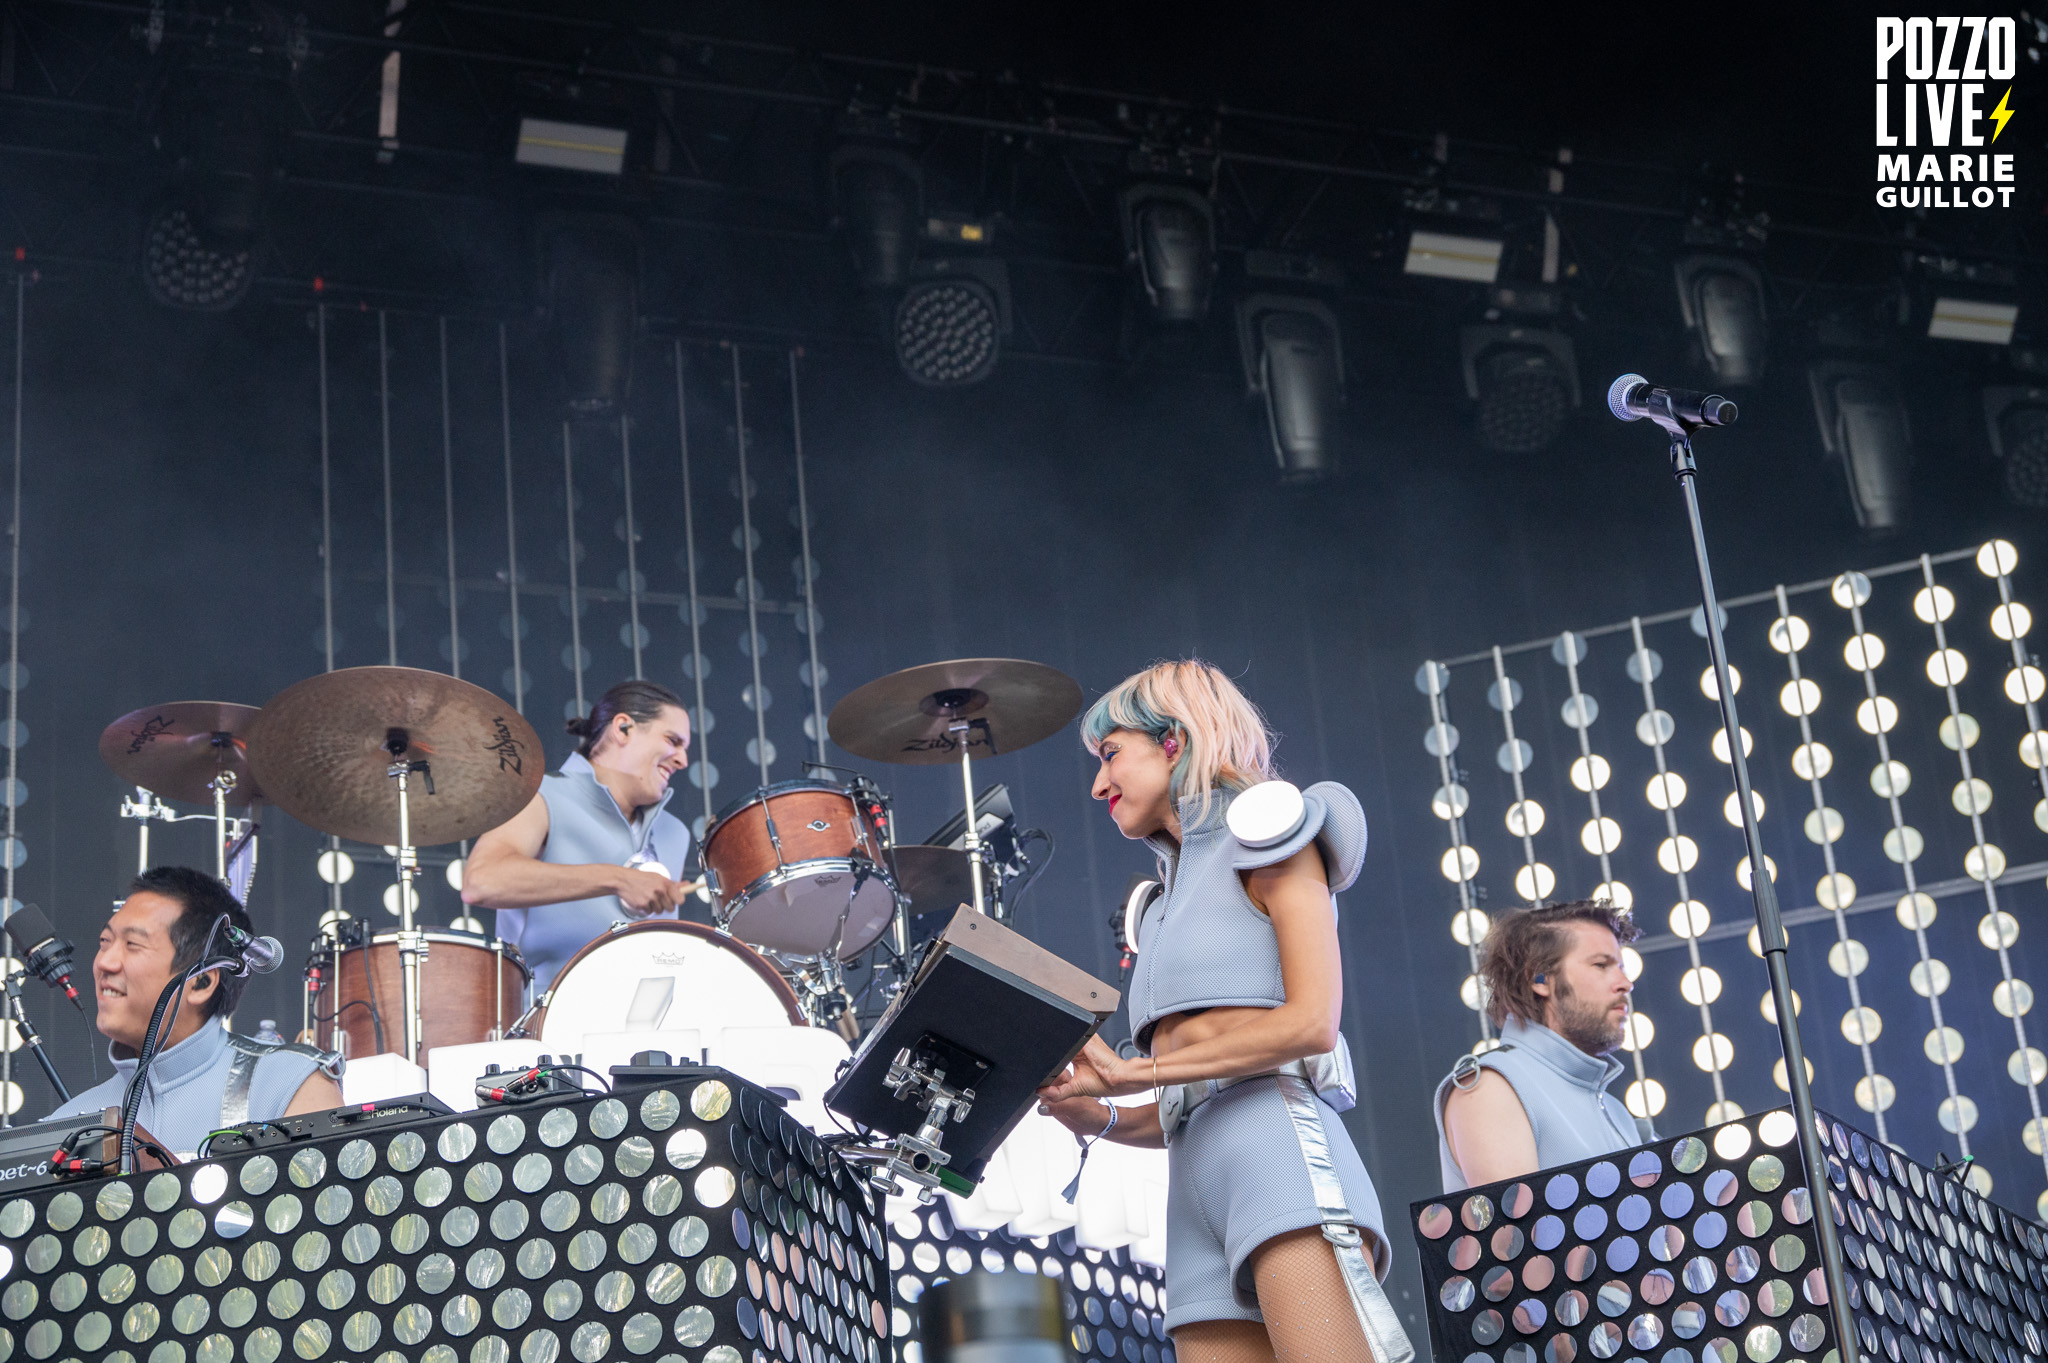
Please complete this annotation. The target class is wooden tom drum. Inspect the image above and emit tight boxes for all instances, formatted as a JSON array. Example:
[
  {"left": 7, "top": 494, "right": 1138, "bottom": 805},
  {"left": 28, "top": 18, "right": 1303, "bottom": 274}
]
[{"left": 700, "top": 779, "right": 897, "bottom": 960}]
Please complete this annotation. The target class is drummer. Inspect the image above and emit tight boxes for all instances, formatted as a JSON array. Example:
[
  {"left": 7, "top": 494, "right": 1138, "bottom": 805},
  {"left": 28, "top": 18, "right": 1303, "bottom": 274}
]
[{"left": 463, "top": 680, "right": 700, "bottom": 991}]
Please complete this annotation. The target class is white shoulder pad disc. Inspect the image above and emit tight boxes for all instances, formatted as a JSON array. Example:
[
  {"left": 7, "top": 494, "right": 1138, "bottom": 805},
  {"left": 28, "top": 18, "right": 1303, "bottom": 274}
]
[{"left": 1227, "top": 780, "right": 1307, "bottom": 849}]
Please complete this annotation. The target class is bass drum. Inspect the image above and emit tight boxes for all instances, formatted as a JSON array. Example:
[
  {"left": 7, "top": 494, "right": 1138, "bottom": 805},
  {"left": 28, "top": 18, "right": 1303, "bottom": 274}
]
[{"left": 532, "top": 920, "right": 803, "bottom": 1054}]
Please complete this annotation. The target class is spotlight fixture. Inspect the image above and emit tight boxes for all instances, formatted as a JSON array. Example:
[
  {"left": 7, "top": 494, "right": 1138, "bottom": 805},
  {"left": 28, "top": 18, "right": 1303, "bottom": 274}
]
[
  {"left": 895, "top": 258, "right": 1010, "bottom": 387},
  {"left": 139, "top": 77, "right": 284, "bottom": 311},
  {"left": 1909, "top": 253, "right": 2021, "bottom": 344},
  {"left": 540, "top": 216, "right": 640, "bottom": 416},
  {"left": 1119, "top": 184, "right": 1216, "bottom": 322},
  {"left": 831, "top": 145, "right": 923, "bottom": 292},
  {"left": 1981, "top": 385, "right": 2048, "bottom": 509},
  {"left": 1236, "top": 294, "right": 1345, "bottom": 482},
  {"left": 141, "top": 197, "right": 257, "bottom": 311},
  {"left": 1674, "top": 255, "right": 1768, "bottom": 386},
  {"left": 1809, "top": 360, "right": 1912, "bottom": 535},
  {"left": 1460, "top": 325, "right": 1580, "bottom": 454}
]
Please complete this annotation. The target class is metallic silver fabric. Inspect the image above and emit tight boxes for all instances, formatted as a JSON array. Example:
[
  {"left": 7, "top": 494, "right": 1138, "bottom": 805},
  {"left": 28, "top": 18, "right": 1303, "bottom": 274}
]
[{"left": 1274, "top": 1075, "right": 1416, "bottom": 1363}]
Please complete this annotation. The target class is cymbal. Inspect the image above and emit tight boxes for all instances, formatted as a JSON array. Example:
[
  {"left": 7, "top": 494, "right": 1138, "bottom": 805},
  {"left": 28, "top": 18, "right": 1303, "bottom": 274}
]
[
  {"left": 891, "top": 845, "right": 979, "bottom": 917},
  {"left": 827, "top": 659, "right": 1082, "bottom": 765},
  {"left": 245, "top": 667, "right": 545, "bottom": 847},
  {"left": 98, "top": 702, "right": 264, "bottom": 806}
]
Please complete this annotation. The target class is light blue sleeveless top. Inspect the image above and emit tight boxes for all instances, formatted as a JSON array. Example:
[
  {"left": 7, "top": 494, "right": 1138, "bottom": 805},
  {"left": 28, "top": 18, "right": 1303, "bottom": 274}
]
[
  {"left": 492, "top": 752, "right": 693, "bottom": 992},
  {"left": 47, "top": 1022, "right": 335, "bottom": 1155},
  {"left": 1433, "top": 1016, "right": 1653, "bottom": 1191},
  {"left": 1126, "top": 781, "right": 1367, "bottom": 1052}
]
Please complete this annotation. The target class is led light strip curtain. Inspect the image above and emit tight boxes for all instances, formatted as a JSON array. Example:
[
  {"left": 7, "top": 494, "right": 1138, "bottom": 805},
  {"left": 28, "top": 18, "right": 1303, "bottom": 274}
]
[
  {"left": 305, "top": 322, "right": 837, "bottom": 935},
  {"left": 1419, "top": 542, "right": 2048, "bottom": 1214}
]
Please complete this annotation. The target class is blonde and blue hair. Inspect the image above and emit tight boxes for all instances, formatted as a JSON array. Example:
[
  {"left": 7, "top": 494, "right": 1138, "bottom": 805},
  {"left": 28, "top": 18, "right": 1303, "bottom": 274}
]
[{"left": 1081, "top": 660, "right": 1276, "bottom": 824}]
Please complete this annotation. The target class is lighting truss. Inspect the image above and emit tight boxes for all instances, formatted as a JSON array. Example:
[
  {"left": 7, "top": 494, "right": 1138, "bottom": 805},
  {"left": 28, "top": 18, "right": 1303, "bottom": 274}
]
[{"left": 1418, "top": 542, "right": 2048, "bottom": 1215}]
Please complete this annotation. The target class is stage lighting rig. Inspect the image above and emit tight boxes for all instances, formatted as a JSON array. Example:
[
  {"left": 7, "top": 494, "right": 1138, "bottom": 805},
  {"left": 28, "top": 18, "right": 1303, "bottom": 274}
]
[
  {"left": 1982, "top": 384, "right": 2048, "bottom": 509},
  {"left": 1674, "top": 255, "right": 1769, "bottom": 386},
  {"left": 1236, "top": 283, "right": 1345, "bottom": 484},
  {"left": 539, "top": 215, "right": 640, "bottom": 416},
  {"left": 1460, "top": 324, "right": 1580, "bottom": 454},
  {"left": 831, "top": 141, "right": 924, "bottom": 292},
  {"left": 1809, "top": 359, "right": 1913, "bottom": 536},
  {"left": 895, "top": 258, "right": 1011, "bottom": 387},
  {"left": 1119, "top": 184, "right": 1216, "bottom": 323},
  {"left": 1910, "top": 254, "right": 2021, "bottom": 345}
]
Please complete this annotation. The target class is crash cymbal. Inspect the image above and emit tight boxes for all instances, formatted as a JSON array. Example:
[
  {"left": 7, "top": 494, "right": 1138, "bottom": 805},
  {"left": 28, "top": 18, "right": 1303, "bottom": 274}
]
[
  {"left": 827, "top": 659, "right": 1082, "bottom": 765},
  {"left": 98, "top": 702, "right": 264, "bottom": 806},
  {"left": 244, "top": 667, "right": 544, "bottom": 847},
  {"left": 890, "top": 845, "right": 979, "bottom": 917}
]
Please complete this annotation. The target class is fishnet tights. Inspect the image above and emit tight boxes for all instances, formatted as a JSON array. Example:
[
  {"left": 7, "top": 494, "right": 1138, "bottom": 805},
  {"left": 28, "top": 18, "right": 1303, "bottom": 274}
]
[{"left": 1171, "top": 1227, "right": 1383, "bottom": 1363}]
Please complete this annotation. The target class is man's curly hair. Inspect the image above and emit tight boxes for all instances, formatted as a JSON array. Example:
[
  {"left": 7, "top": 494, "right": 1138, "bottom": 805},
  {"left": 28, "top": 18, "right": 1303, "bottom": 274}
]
[{"left": 1479, "top": 900, "right": 1639, "bottom": 1028}]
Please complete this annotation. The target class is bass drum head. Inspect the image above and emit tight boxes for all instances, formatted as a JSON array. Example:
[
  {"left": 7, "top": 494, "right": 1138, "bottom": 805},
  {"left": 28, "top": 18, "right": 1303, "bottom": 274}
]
[
  {"left": 722, "top": 860, "right": 896, "bottom": 960},
  {"left": 536, "top": 921, "right": 801, "bottom": 1053}
]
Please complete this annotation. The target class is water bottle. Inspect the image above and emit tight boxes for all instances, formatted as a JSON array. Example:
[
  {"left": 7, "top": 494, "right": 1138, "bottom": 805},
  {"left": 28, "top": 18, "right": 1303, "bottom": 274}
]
[{"left": 255, "top": 1019, "right": 284, "bottom": 1045}]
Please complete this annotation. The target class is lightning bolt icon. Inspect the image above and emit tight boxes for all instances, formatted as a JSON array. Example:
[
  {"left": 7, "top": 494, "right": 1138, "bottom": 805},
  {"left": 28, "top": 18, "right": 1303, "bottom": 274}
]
[{"left": 1991, "top": 87, "right": 2014, "bottom": 143}]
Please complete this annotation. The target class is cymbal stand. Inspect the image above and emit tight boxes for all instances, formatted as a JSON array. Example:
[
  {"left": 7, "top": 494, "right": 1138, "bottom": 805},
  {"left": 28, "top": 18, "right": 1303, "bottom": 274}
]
[
  {"left": 119, "top": 787, "right": 177, "bottom": 873},
  {"left": 947, "top": 718, "right": 989, "bottom": 917},
  {"left": 384, "top": 729, "right": 433, "bottom": 1064},
  {"left": 207, "top": 770, "right": 238, "bottom": 882}
]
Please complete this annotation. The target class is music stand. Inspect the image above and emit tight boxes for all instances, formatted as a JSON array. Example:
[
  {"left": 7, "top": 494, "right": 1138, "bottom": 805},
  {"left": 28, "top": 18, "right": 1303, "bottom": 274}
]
[{"left": 826, "top": 907, "right": 1118, "bottom": 1199}]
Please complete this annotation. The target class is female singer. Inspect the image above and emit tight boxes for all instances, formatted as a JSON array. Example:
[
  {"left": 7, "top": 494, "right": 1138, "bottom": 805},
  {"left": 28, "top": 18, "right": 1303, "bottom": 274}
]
[{"left": 1038, "top": 660, "right": 1410, "bottom": 1363}]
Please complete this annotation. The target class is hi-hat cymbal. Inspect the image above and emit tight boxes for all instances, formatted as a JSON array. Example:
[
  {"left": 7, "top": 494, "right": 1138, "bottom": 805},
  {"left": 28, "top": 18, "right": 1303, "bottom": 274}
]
[
  {"left": 245, "top": 667, "right": 545, "bottom": 847},
  {"left": 891, "top": 845, "right": 979, "bottom": 917},
  {"left": 98, "top": 702, "right": 264, "bottom": 806},
  {"left": 827, "top": 659, "right": 1082, "bottom": 765}
]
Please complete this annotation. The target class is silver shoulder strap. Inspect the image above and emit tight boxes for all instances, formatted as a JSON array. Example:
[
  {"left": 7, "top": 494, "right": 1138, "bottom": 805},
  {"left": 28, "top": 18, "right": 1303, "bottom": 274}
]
[
  {"left": 1274, "top": 1075, "right": 1417, "bottom": 1363},
  {"left": 220, "top": 1046, "right": 260, "bottom": 1127}
]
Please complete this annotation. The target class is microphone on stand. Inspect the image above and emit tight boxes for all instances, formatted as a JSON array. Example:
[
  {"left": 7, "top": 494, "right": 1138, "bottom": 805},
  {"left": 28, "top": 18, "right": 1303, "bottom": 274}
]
[
  {"left": 217, "top": 923, "right": 284, "bottom": 976},
  {"left": 2, "top": 904, "right": 83, "bottom": 1005},
  {"left": 1607, "top": 374, "right": 1739, "bottom": 431}
]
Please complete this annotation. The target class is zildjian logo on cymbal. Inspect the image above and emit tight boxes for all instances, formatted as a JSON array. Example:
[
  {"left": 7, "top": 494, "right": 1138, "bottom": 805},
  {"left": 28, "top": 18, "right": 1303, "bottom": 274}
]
[{"left": 485, "top": 717, "right": 525, "bottom": 773}]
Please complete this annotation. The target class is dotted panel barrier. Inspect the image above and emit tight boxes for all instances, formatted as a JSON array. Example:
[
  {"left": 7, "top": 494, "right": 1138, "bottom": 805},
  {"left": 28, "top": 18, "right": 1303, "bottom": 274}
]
[
  {"left": 885, "top": 1199, "right": 1172, "bottom": 1363},
  {"left": 0, "top": 1073, "right": 890, "bottom": 1363},
  {"left": 1415, "top": 1107, "right": 2048, "bottom": 1363}
]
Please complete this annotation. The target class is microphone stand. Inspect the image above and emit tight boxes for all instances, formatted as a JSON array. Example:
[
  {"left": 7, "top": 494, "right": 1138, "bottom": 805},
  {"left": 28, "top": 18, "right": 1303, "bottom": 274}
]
[
  {"left": 1, "top": 974, "right": 66, "bottom": 1103},
  {"left": 1653, "top": 420, "right": 1857, "bottom": 1361}
]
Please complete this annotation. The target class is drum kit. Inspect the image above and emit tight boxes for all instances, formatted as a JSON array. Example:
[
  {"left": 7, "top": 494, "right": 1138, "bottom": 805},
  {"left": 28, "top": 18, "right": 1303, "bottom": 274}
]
[{"left": 93, "top": 656, "right": 1084, "bottom": 1071}]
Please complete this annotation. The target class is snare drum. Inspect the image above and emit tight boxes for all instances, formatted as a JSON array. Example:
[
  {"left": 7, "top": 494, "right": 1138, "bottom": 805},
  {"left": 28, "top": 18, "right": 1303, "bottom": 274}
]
[
  {"left": 531, "top": 919, "right": 803, "bottom": 1052},
  {"left": 700, "top": 779, "right": 897, "bottom": 960},
  {"left": 318, "top": 929, "right": 530, "bottom": 1060}
]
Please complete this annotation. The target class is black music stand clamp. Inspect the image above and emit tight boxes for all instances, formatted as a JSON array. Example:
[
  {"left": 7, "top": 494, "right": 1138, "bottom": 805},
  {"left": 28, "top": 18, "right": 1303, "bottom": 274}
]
[
  {"left": 878, "top": 1043, "right": 979, "bottom": 1201},
  {"left": 1614, "top": 377, "right": 1859, "bottom": 1359},
  {"left": 825, "top": 907, "right": 1117, "bottom": 1205}
]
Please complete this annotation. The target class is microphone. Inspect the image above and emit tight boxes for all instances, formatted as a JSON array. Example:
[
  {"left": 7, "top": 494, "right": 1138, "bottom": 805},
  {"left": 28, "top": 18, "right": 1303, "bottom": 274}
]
[
  {"left": 1607, "top": 374, "right": 1739, "bottom": 430},
  {"left": 3, "top": 904, "right": 81, "bottom": 1003},
  {"left": 218, "top": 923, "right": 284, "bottom": 976}
]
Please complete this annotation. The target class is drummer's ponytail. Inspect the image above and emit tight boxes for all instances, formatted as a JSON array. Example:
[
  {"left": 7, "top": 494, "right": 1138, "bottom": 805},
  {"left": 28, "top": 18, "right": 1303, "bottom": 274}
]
[{"left": 572, "top": 680, "right": 689, "bottom": 757}]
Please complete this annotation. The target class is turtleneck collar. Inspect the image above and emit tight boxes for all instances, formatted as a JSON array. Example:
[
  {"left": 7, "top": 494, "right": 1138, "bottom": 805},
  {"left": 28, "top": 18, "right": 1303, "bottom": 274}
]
[
  {"left": 1143, "top": 787, "right": 1239, "bottom": 866},
  {"left": 560, "top": 751, "right": 676, "bottom": 829},
  {"left": 1500, "top": 1015, "right": 1627, "bottom": 1091},
  {"left": 107, "top": 1018, "right": 231, "bottom": 1089}
]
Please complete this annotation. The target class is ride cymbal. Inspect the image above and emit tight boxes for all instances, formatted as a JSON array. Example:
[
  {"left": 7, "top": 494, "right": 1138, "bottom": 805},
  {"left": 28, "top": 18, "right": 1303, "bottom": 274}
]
[
  {"left": 827, "top": 659, "right": 1082, "bottom": 765},
  {"left": 98, "top": 702, "right": 264, "bottom": 806},
  {"left": 245, "top": 667, "right": 544, "bottom": 846}
]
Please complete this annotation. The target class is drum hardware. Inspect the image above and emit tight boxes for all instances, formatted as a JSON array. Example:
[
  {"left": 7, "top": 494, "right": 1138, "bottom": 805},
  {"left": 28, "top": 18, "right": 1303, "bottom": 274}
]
[
  {"left": 1, "top": 968, "right": 68, "bottom": 1103},
  {"left": 385, "top": 728, "right": 432, "bottom": 1063},
  {"left": 698, "top": 779, "right": 898, "bottom": 961}
]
